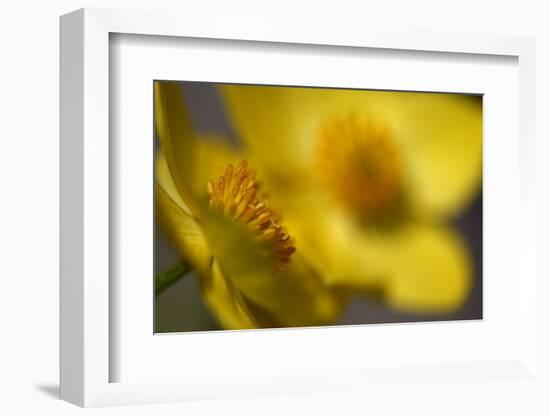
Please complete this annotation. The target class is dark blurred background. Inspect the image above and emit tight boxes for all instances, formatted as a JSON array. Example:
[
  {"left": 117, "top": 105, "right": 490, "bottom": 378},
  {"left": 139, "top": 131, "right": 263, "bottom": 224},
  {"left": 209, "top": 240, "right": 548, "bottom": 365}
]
[{"left": 154, "top": 82, "right": 482, "bottom": 333}]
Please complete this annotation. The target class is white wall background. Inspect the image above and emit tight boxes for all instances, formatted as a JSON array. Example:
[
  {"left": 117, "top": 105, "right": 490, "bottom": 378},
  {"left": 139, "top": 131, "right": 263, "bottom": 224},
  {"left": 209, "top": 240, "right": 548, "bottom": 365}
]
[{"left": 1, "top": 0, "right": 548, "bottom": 415}]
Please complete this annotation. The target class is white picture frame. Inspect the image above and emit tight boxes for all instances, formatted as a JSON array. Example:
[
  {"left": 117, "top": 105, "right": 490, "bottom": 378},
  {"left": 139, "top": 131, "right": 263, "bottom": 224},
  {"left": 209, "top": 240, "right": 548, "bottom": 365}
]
[{"left": 60, "top": 7, "right": 539, "bottom": 408}]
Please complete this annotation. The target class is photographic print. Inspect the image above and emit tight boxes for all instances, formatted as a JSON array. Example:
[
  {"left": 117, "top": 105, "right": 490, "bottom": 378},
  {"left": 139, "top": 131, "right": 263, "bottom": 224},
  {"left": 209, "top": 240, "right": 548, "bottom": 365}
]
[{"left": 154, "top": 81, "right": 482, "bottom": 333}]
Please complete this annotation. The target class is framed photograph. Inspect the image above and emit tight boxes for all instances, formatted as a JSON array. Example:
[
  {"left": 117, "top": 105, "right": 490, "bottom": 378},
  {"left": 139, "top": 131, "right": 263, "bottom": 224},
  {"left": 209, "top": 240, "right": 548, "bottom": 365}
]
[{"left": 60, "top": 8, "right": 538, "bottom": 408}]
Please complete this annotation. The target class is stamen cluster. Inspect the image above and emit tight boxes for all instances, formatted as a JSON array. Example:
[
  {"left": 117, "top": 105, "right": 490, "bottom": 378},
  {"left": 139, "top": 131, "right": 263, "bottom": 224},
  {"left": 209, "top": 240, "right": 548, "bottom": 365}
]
[
  {"left": 316, "top": 114, "right": 403, "bottom": 216},
  {"left": 207, "top": 160, "right": 296, "bottom": 268}
]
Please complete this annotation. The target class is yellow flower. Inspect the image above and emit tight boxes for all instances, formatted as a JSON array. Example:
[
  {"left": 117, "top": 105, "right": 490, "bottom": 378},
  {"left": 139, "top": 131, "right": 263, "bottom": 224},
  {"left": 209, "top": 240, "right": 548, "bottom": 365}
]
[
  {"left": 154, "top": 82, "right": 342, "bottom": 329},
  {"left": 219, "top": 85, "right": 482, "bottom": 313}
]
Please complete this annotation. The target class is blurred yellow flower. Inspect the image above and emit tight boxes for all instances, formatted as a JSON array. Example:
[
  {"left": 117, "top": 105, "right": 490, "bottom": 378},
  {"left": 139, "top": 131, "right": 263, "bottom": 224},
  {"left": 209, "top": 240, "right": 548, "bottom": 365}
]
[
  {"left": 220, "top": 85, "right": 482, "bottom": 313},
  {"left": 155, "top": 82, "right": 342, "bottom": 329}
]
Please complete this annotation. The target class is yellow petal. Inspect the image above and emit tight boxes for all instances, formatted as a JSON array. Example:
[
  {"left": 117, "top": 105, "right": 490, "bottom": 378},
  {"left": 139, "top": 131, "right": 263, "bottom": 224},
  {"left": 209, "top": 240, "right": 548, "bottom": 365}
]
[
  {"left": 201, "top": 210, "right": 343, "bottom": 327},
  {"left": 155, "top": 81, "right": 199, "bottom": 216},
  {"left": 199, "top": 260, "right": 259, "bottom": 330},
  {"left": 155, "top": 182, "right": 211, "bottom": 273},
  {"left": 396, "top": 94, "right": 482, "bottom": 218},
  {"left": 270, "top": 255, "right": 345, "bottom": 327},
  {"left": 219, "top": 84, "right": 312, "bottom": 176},
  {"left": 232, "top": 253, "right": 343, "bottom": 328},
  {"left": 282, "top": 194, "right": 388, "bottom": 289},
  {"left": 156, "top": 150, "right": 193, "bottom": 216},
  {"left": 155, "top": 82, "right": 245, "bottom": 212},
  {"left": 284, "top": 194, "right": 471, "bottom": 312},
  {"left": 186, "top": 134, "right": 242, "bottom": 202},
  {"left": 381, "top": 223, "right": 472, "bottom": 312}
]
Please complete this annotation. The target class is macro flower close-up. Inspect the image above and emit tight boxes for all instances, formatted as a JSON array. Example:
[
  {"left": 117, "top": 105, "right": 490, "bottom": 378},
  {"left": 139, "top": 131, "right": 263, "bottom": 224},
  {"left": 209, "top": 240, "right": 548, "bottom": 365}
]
[
  {"left": 154, "top": 81, "right": 482, "bottom": 332},
  {"left": 154, "top": 82, "right": 343, "bottom": 330}
]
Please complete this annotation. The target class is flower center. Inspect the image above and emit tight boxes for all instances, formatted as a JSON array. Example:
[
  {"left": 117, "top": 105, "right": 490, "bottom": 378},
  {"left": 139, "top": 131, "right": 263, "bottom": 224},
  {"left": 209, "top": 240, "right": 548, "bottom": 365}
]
[
  {"left": 207, "top": 160, "right": 296, "bottom": 268},
  {"left": 315, "top": 114, "right": 404, "bottom": 219}
]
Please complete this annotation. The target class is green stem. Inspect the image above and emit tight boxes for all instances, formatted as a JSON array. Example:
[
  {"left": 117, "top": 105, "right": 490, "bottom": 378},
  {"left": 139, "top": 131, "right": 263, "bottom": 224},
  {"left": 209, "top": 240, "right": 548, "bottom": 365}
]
[{"left": 155, "top": 260, "right": 192, "bottom": 296}]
